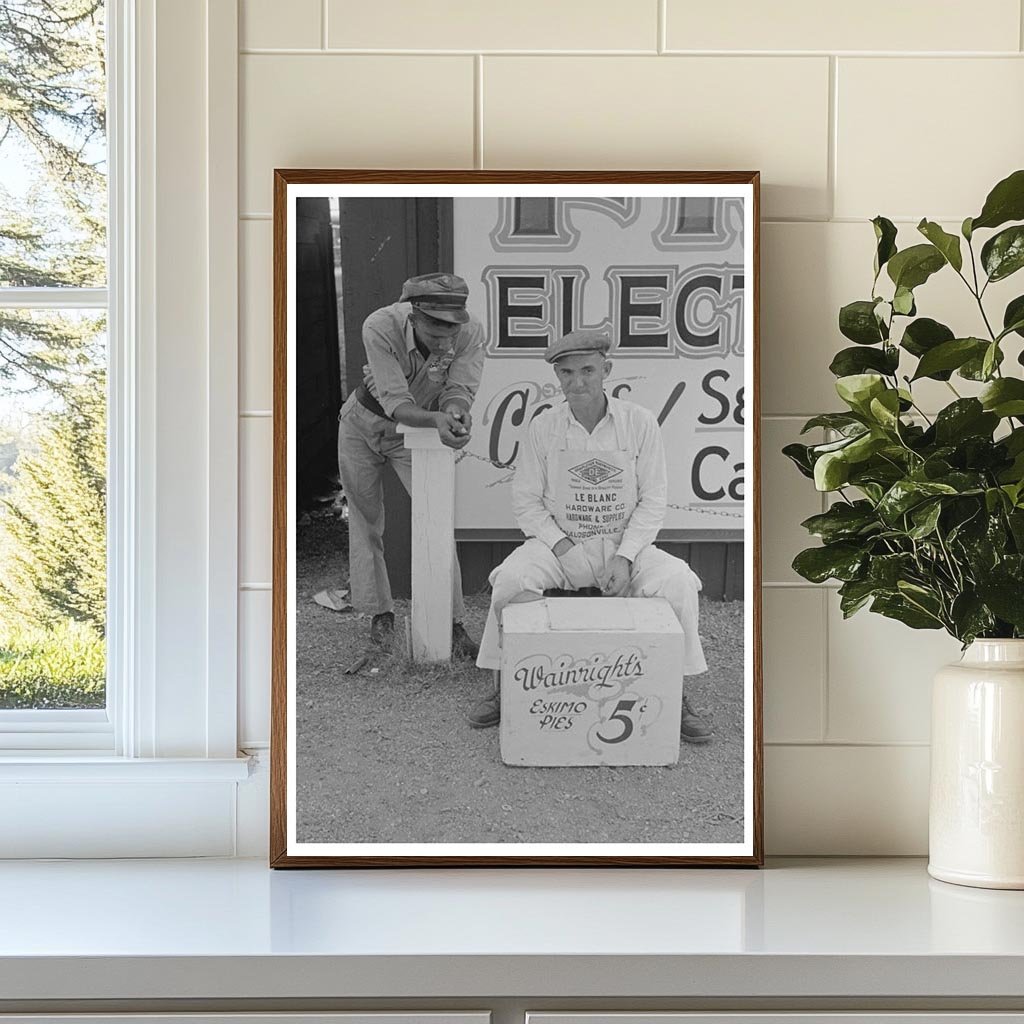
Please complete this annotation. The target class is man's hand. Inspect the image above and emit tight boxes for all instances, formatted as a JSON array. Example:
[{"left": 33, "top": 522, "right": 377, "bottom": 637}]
[
  {"left": 600, "top": 555, "right": 632, "bottom": 597},
  {"left": 443, "top": 404, "right": 472, "bottom": 437},
  {"left": 556, "top": 540, "right": 594, "bottom": 590},
  {"left": 436, "top": 410, "right": 472, "bottom": 450}
]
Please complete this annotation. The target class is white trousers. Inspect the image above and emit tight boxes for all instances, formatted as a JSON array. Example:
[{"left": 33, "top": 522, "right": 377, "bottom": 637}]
[{"left": 477, "top": 535, "right": 708, "bottom": 675}]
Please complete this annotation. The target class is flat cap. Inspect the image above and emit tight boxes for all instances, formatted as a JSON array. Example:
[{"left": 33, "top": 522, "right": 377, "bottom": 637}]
[
  {"left": 401, "top": 272, "right": 470, "bottom": 324},
  {"left": 544, "top": 328, "right": 614, "bottom": 364}
]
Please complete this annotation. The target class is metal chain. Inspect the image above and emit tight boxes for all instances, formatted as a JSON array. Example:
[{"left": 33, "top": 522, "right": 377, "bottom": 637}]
[{"left": 455, "top": 450, "right": 744, "bottom": 518}]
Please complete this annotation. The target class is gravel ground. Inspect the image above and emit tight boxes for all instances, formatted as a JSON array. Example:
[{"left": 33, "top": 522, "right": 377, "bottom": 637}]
[{"left": 295, "top": 508, "right": 747, "bottom": 846}]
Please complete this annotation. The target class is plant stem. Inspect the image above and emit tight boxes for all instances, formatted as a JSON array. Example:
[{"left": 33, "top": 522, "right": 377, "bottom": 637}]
[
  {"left": 906, "top": 398, "right": 933, "bottom": 427},
  {"left": 935, "top": 528, "right": 965, "bottom": 592}
]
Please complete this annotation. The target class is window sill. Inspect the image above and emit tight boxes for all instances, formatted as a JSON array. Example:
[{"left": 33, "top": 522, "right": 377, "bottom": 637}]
[{"left": 0, "top": 754, "right": 252, "bottom": 782}]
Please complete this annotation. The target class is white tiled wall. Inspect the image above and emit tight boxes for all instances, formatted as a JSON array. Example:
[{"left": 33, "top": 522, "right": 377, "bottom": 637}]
[{"left": 236, "top": 0, "right": 1024, "bottom": 853}]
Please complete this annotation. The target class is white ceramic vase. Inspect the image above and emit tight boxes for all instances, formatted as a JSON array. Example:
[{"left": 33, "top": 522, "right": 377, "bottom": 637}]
[{"left": 929, "top": 639, "right": 1024, "bottom": 889}]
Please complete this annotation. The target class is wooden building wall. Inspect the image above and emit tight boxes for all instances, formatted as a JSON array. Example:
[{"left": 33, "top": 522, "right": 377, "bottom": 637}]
[{"left": 295, "top": 197, "right": 341, "bottom": 502}]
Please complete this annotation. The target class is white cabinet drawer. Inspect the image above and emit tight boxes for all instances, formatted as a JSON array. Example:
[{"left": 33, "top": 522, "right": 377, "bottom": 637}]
[
  {"left": 528, "top": 1017, "right": 1024, "bottom": 1024},
  {"left": 0, "top": 1016, "right": 489, "bottom": 1024}
]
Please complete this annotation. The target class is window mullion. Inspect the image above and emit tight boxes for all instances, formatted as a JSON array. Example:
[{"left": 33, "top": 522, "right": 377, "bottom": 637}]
[{"left": 0, "top": 287, "right": 108, "bottom": 310}]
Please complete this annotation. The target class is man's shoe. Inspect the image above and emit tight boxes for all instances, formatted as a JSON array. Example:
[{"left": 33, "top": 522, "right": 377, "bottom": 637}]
[
  {"left": 369, "top": 611, "right": 395, "bottom": 646},
  {"left": 467, "top": 689, "right": 500, "bottom": 729},
  {"left": 680, "top": 693, "right": 713, "bottom": 744},
  {"left": 451, "top": 621, "right": 480, "bottom": 661}
]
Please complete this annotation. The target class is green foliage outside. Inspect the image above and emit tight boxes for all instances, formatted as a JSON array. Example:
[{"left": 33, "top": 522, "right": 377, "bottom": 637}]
[
  {"left": 785, "top": 169, "right": 1024, "bottom": 644},
  {"left": 0, "top": 1, "right": 107, "bottom": 707},
  {"left": 0, "top": 376, "right": 106, "bottom": 634},
  {"left": 0, "top": 619, "right": 104, "bottom": 708}
]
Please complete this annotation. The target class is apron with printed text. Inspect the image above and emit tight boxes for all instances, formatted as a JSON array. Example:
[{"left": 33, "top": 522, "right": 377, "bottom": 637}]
[{"left": 550, "top": 410, "right": 639, "bottom": 544}]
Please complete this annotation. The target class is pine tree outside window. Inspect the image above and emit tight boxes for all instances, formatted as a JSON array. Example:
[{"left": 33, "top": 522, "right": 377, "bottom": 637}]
[{"left": 0, "top": 1, "right": 109, "bottom": 738}]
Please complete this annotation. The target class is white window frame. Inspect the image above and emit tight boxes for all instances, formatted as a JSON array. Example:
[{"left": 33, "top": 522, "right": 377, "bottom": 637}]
[{"left": 0, "top": 0, "right": 249, "bottom": 857}]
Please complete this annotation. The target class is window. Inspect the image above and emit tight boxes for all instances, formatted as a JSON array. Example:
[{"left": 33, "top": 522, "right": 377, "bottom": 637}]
[
  {"left": 0, "top": 0, "right": 246, "bottom": 857},
  {"left": 0, "top": 1, "right": 110, "bottom": 746}
]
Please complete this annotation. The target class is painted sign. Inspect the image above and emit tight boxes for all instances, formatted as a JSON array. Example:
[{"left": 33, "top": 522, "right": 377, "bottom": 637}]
[
  {"left": 500, "top": 597, "right": 685, "bottom": 767},
  {"left": 452, "top": 196, "right": 746, "bottom": 533}
]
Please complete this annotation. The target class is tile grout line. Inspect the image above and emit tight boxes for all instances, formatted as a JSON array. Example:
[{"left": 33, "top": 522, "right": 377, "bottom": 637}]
[
  {"left": 1021, "top": 0, "right": 1024, "bottom": 51},
  {"left": 657, "top": 0, "right": 666, "bottom": 53},
  {"left": 827, "top": 55, "right": 838, "bottom": 221},
  {"left": 474, "top": 55, "right": 484, "bottom": 169},
  {"left": 765, "top": 585, "right": 843, "bottom": 593},
  {"left": 321, "top": 0, "right": 328, "bottom": 50},
  {"left": 820, "top": 587, "right": 831, "bottom": 743},
  {"left": 766, "top": 740, "right": 931, "bottom": 748},
  {"left": 819, "top": 427, "right": 831, "bottom": 742},
  {"left": 237, "top": 47, "right": 1024, "bottom": 57}
]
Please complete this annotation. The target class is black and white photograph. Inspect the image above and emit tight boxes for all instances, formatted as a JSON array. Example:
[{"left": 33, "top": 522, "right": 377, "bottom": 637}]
[{"left": 272, "top": 172, "right": 762, "bottom": 866}]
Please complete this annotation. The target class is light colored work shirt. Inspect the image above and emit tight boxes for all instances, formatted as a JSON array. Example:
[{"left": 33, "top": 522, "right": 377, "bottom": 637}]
[
  {"left": 513, "top": 395, "right": 668, "bottom": 563},
  {"left": 362, "top": 301, "right": 485, "bottom": 418}
]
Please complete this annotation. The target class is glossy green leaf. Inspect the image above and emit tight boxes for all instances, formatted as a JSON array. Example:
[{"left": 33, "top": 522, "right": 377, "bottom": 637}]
[
  {"left": 871, "top": 594, "right": 943, "bottom": 630},
  {"left": 835, "top": 373, "right": 886, "bottom": 413},
  {"left": 932, "top": 470, "right": 987, "bottom": 493},
  {"left": 792, "top": 543, "right": 866, "bottom": 583},
  {"left": 877, "top": 479, "right": 958, "bottom": 523},
  {"left": 911, "top": 338, "right": 987, "bottom": 381},
  {"left": 1002, "top": 295, "right": 1024, "bottom": 340},
  {"left": 814, "top": 450, "right": 851, "bottom": 491},
  {"left": 917, "top": 219, "right": 963, "bottom": 272},
  {"left": 985, "top": 487, "right": 1008, "bottom": 514},
  {"left": 868, "top": 552, "right": 915, "bottom": 587},
  {"left": 950, "top": 592, "right": 996, "bottom": 644},
  {"left": 872, "top": 215, "right": 898, "bottom": 277},
  {"left": 971, "top": 168, "right": 1024, "bottom": 232},
  {"left": 1009, "top": 509, "right": 1024, "bottom": 547},
  {"left": 982, "top": 341, "right": 1000, "bottom": 381},
  {"left": 868, "top": 389, "right": 901, "bottom": 430},
  {"left": 933, "top": 399, "right": 999, "bottom": 445},
  {"left": 846, "top": 432, "right": 888, "bottom": 465},
  {"left": 800, "top": 413, "right": 866, "bottom": 435},
  {"left": 962, "top": 216, "right": 974, "bottom": 241},
  {"left": 981, "top": 225, "right": 1024, "bottom": 282},
  {"left": 976, "top": 578, "right": 1024, "bottom": 629},
  {"left": 908, "top": 500, "right": 943, "bottom": 539},
  {"left": 809, "top": 433, "right": 866, "bottom": 456},
  {"left": 838, "top": 578, "right": 878, "bottom": 617},
  {"left": 800, "top": 501, "right": 879, "bottom": 543},
  {"left": 900, "top": 317, "right": 955, "bottom": 366},
  {"left": 839, "top": 300, "right": 886, "bottom": 345},
  {"left": 782, "top": 442, "right": 814, "bottom": 479},
  {"left": 892, "top": 286, "right": 915, "bottom": 316},
  {"left": 829, "top": 345, "right": 899, "bottom": 378},
  {"left": 979, "top": 377, "right": 1024, "bottom": 418},
  {"left": 887, "top": 244, "right": 946, "bottom": 290},
  {"left": 960, "top": 344, "right": 1004, "bottom": 381}
]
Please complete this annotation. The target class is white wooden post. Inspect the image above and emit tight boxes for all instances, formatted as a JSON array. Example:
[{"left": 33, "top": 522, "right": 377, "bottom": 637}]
[{"left": 397, "top": 424, "right": 454, "bottom": 662}]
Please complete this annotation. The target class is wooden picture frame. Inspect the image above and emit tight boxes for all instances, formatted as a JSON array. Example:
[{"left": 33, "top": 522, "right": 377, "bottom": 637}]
[{"left": 271, "top": 170, "right": 763, "bottom": 867}]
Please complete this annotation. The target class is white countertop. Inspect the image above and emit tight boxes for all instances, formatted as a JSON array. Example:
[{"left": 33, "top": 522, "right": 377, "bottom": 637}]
[{"left": 2, "top": 857, "right": 1024, "bottom": 1001}]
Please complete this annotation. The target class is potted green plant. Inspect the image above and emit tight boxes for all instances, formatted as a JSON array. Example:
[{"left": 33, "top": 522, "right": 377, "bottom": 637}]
[{"left": 784, "top": 168, "right": 1024, "bottom": 889}]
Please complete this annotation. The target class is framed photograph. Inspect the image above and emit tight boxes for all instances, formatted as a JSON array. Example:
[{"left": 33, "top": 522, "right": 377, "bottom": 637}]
[{"left": 271, "top": 170, "right": 762, "bottom": 867}]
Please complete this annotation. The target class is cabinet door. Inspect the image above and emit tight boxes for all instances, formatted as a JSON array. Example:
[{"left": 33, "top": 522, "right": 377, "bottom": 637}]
[
  {"left": 0, "top": 1015, "right": 490, "bottom": 1024},
  {"left": 528, "top": 1016, "right": 1024, "bottom": 1024}
]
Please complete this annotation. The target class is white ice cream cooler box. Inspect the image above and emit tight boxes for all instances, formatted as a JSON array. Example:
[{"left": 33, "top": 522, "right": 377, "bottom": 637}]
[{"left": 499, "top": 597, "right": 684, "bottom": 767}]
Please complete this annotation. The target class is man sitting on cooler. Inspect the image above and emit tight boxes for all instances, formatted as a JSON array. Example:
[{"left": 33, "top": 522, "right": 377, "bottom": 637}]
[{"left": 467, "top": 328, "right": 712, "bottom": 742}]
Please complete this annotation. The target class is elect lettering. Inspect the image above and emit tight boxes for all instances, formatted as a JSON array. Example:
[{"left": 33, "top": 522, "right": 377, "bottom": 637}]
[{"left": 482, "top": 265, "right": 744, "bottom": 356}]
